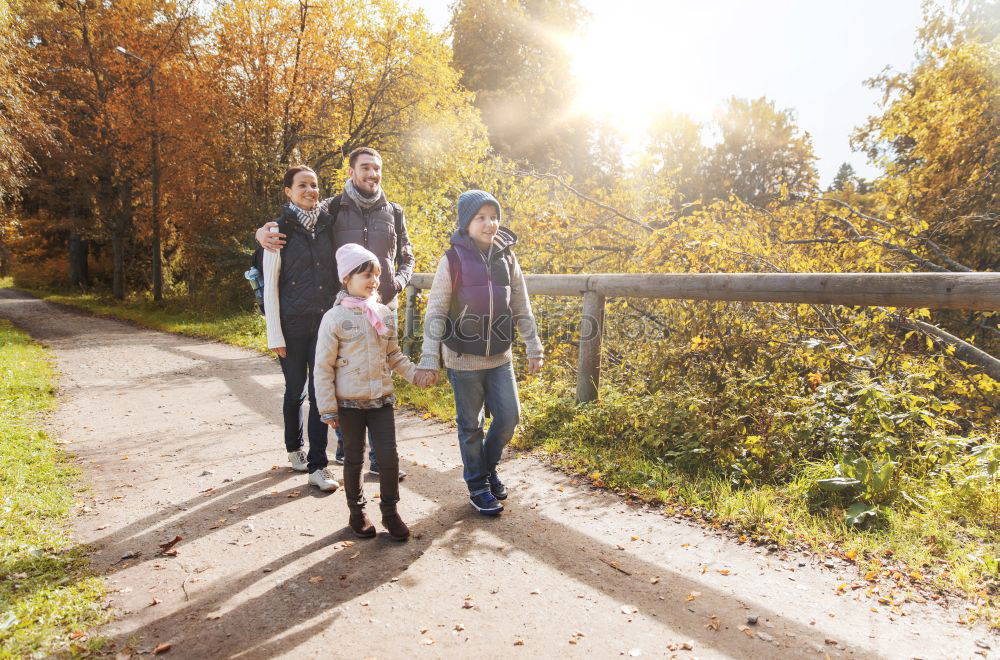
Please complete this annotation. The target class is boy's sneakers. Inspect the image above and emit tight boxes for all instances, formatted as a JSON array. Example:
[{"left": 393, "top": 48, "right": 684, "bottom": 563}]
[
  {"left": 487, "top": 471, "right": 508, "bottom": 500},
  {"left": 469, "top": 491, "right": 504, "bottom": 515},
  {"left": 308, "top": 468, "right": 340, "bottom": 492},
  {"left": 369, "top": 462, "right": 407, "bottom": 481},
  {"left": 287, "top": 450, "right": 308, "bottom": 472}
]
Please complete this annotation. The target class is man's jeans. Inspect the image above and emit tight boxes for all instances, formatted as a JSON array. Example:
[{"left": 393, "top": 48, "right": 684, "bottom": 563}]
[
  {"left": 278, "top": 325, "right": 329, "bottom": 473},
  {"left": 447, "top": 362, "right": 520, "bottom": 496}
]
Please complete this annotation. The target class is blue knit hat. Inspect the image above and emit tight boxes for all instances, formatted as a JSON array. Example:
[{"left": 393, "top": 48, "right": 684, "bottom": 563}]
[{"left": 457, "top": 189, "right": 502, "bottom": 233}]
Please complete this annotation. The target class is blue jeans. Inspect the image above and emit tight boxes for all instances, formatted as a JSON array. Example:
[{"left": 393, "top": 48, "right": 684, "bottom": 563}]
[{"left": 447, "top": 362, "right": 520, "bottom": 496}]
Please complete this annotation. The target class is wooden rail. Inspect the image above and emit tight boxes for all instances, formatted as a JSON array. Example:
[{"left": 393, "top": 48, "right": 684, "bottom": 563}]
[{"left": 403, "top": 272, "right": 1000, "bottom": 403}]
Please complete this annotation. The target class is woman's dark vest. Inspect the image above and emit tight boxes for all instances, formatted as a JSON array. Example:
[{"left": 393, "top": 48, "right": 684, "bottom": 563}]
[
  {"left": 444, "top": 241, "right": 514, "bottom": 357},
  {"left": 278, "top": 209, "right": 337, "bottom": 336}
]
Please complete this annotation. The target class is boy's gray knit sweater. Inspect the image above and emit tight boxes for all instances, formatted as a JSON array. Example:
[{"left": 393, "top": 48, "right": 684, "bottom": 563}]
[{"left": 418, "top": 252, "right": 544, "bottom": 372}]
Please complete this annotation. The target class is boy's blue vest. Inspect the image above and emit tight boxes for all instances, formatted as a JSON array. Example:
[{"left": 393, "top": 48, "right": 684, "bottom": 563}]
[{"left": 444, "top": 227, "right": 517, "bottom": 357}]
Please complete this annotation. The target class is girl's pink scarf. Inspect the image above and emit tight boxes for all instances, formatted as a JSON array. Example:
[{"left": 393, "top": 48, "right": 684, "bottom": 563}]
[{"left": 341, "top": 295, "right": 388, "bottom": 335}]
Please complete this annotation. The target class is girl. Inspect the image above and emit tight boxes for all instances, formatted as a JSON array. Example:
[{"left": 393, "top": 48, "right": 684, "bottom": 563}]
[
  {"left": 263, "top": 165, "right": 339, "bottom": 492},
  {"left": 314, "top": 244, "right": 420, "bottom": 540},
  {"left": 415, "top": 190, "right": 544, "bottom": 515}
]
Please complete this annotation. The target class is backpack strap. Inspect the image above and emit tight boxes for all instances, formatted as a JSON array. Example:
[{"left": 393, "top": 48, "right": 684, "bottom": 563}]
[
  {"left": 445, "top": 247, "right": 461, "bottom": 293},
  {"left": 325, "top": 194, "right": 343, "bottom": 260}
]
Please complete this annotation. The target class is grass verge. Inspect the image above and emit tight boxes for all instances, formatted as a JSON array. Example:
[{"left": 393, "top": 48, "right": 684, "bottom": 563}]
[{"left": 0, "top": 319, "right": 109, "bottom": 656}]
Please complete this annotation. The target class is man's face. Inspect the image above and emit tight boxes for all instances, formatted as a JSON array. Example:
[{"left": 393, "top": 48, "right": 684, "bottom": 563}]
[{"left": 349, "top": 154, "right": 382, "bottom": 196}]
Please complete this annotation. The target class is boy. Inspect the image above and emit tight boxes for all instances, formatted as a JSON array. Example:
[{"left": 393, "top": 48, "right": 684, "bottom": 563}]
[{"left": 415, "top": 190, "right": 544, "bottom": 515}]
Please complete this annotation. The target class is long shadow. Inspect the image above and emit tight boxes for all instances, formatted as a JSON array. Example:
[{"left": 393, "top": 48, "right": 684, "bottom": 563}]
[{"left": 114, "top": 461, "right": 883, "bottom": 659}]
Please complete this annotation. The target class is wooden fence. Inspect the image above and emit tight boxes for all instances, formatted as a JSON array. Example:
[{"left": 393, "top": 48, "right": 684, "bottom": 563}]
[{"left": 402, "top": 272, "right": 1000, "bottom": 403}]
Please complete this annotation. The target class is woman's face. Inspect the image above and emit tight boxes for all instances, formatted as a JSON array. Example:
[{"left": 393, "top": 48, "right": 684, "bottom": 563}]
[{"left": 284, "top": 171, "right": 319, "bottom": 209}]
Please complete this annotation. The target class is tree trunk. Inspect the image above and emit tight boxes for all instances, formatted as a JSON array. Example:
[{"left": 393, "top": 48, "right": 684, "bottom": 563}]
[
  {"left": 112, "top": 178, "right": 133, "bottom": 300},
  {"left": 68, "top": 232, "right": 89, "bottom": 287}
]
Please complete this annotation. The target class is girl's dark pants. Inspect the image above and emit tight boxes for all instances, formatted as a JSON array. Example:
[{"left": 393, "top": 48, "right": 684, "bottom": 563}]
[
  {"left": 278, "top": 315, "right": 329, "bottom": 473},
  {"left": 338, "top": 405, "right": 399, "bottom": 514}
]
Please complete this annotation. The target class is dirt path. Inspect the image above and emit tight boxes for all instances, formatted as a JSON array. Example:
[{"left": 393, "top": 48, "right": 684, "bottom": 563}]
[{"left": 1, "top": 288, "right": 995, "bottom": 659}]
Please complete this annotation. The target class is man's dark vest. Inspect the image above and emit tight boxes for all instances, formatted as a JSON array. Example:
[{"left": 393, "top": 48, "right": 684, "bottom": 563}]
[
  {"left": 444, "top": 240, "right": 514, "bottom": 357},
  {"left": 333, "top": 194, "right": 403, "bottom": 305},
  {"left": 278, "top": 208, "right": 338, "bottom": 336}
]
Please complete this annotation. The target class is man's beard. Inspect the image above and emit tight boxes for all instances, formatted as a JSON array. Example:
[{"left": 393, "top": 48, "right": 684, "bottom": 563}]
[{"left": 354, "top": 179, "right": 379, "bottom": 198}]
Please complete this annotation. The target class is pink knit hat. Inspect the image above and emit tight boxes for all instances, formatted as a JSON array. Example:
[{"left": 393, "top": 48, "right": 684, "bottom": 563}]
[{"left": 336, "top": 243, "right": 380, "bottom": 282}]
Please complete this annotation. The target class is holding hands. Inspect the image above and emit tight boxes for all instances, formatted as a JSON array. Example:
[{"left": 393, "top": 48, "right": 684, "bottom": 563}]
[{"left": 413, "top": 369, "right": 439, "bottom": 388}]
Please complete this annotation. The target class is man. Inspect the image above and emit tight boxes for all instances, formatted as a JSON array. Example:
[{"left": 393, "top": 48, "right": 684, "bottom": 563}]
[{"left": 257, "top": 147, "right": 415, "bottom": 476}]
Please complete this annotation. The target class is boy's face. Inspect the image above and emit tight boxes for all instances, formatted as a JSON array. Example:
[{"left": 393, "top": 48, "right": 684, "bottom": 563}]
[
  {"left": 284, "top": 171, "right": 319, "bottom": 209},
  {"left": 349, "top": 154, "right": 382, "bottom": 196},
  {"left": 467, "top": 203, "right": 499, "bottom": 250},
  {"left": 343, "top": 267, "right": 381, "bottom": 299}
]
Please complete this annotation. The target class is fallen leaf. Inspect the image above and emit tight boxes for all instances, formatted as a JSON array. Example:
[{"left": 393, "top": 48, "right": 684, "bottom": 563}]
[
  {"left": 287, "top": 491, "right": 300, "bottom": 498},
  {"left": 154, "top": 642, "right": 172, "bottom": 654},
  {"left": 270, "top": 465, "right": 279, "bottom": 470},
  {"left": 342, "top": 541, "right": 355, "bottom": 547},
  {"left": 681, "top": 641, "right": 694, "bottom": 651},
  {"left": 454, "top": 624, "right": 465, "bottom": 632},
  {"left": 686, "top": 591, "right": 701, "bottom": 602},
  {"left": 70, "top": 630, "right": 84, "bottom": 639},
  {"left": 530, "top": 589, "right": 540, "bottom": 595},
  {"left": 420, "top": 628, "right": 428, "bottom": 634},
  {"left": 349, "top": 551, "right": 360, "bottom": 560},
  {"left": 158, "top": 535, "right": 183, "bottom": 553},
  {"left": 149, "top": 597, "right": 161, "bottom": 607},
  {"left": 738, "top": 625, "right": 754, "bottom": 638},
  {"left": 844, "top": 549, "right": 858, "bottom": 561},
  {"left": 163, "top": 549, "right": 178, "bottom": 557},
  {"left": 513, "top": 639, "right": 524, "bottom": 646},
  {"left": 718, "top": 569, "right": 730, "bottom": 576},
  {"left": 308, "top": 576, "right": 324, "bottom": 584},
  {"left": 738, "top": 535, "right": 748, "bottom": 543},
  {"left": 630, "top": 535, "right": 640, "bottom": 541},
  {"left": 700, "top": 565, "right": 708, "bottom": 574},
  {"left": 205, "top": 613, "right": 222, "bottom": 620},
  {"left": 705, "top": 616, "right": 720, "bottom": 631}
]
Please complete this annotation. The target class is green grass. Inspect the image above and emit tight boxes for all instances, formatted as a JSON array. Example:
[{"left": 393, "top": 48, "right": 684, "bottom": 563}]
[{"left": 0, "top": 319, "right": 109, "bottom": 657}]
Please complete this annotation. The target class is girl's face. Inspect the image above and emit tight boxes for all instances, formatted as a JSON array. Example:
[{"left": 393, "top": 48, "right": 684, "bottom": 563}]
[
  {"left": 284, "top": 171, "right": 319, "bottom": 209},
  {"left": 343, "top": 266, "right": 381, "bottom": 299},
  {"left": 467, "top": 203, "right": 499, "bottom": 250}
]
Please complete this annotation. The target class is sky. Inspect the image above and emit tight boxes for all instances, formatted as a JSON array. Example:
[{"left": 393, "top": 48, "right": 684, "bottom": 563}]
[{"left": 405, "top": 0, "right": 925, "bottom": 187}]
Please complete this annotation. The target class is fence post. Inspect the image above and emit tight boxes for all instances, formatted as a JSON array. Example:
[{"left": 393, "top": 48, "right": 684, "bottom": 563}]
[
  {"left": 403, "top": 285, "right": 417, "bottom": 357},
  {"left": 575, "top": 290, "right": 605, "bottom": 403}
]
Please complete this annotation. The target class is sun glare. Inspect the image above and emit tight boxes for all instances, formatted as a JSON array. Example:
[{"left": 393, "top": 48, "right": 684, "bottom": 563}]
[{"left": 568, "top": 1, "right": 722, "bottom": 141}]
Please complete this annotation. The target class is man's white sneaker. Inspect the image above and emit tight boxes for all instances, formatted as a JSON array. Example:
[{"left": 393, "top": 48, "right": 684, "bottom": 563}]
[
  {"left": 288, "top": 450, "right": 308, "bottom": 472},
  {"left": 308, "top": 468, "right": 340, "bottom": 492}
]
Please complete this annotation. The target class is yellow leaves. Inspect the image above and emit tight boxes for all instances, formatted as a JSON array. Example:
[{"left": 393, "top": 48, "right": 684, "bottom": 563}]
[{"left": 690, "top": 335, "right": 710, "bottom": 351}]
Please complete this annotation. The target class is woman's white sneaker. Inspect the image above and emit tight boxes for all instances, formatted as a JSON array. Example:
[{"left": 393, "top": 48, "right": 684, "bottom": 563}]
[
  {"left": 308, "top": 468, "right": 340, "bottom": 492},
  {"left": 287, "top": 450, "right": 309, "bottom": 472}
]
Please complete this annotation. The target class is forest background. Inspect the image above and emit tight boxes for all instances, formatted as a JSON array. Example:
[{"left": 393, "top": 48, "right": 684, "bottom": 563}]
[{"left": 1, "top": 0, "right": 999, "bottom": 626}]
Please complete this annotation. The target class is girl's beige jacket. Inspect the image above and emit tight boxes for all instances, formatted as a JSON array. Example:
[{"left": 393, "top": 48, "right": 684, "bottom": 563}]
[{"left": 314, "top": 295, "right": 417, "bottom": 419}]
